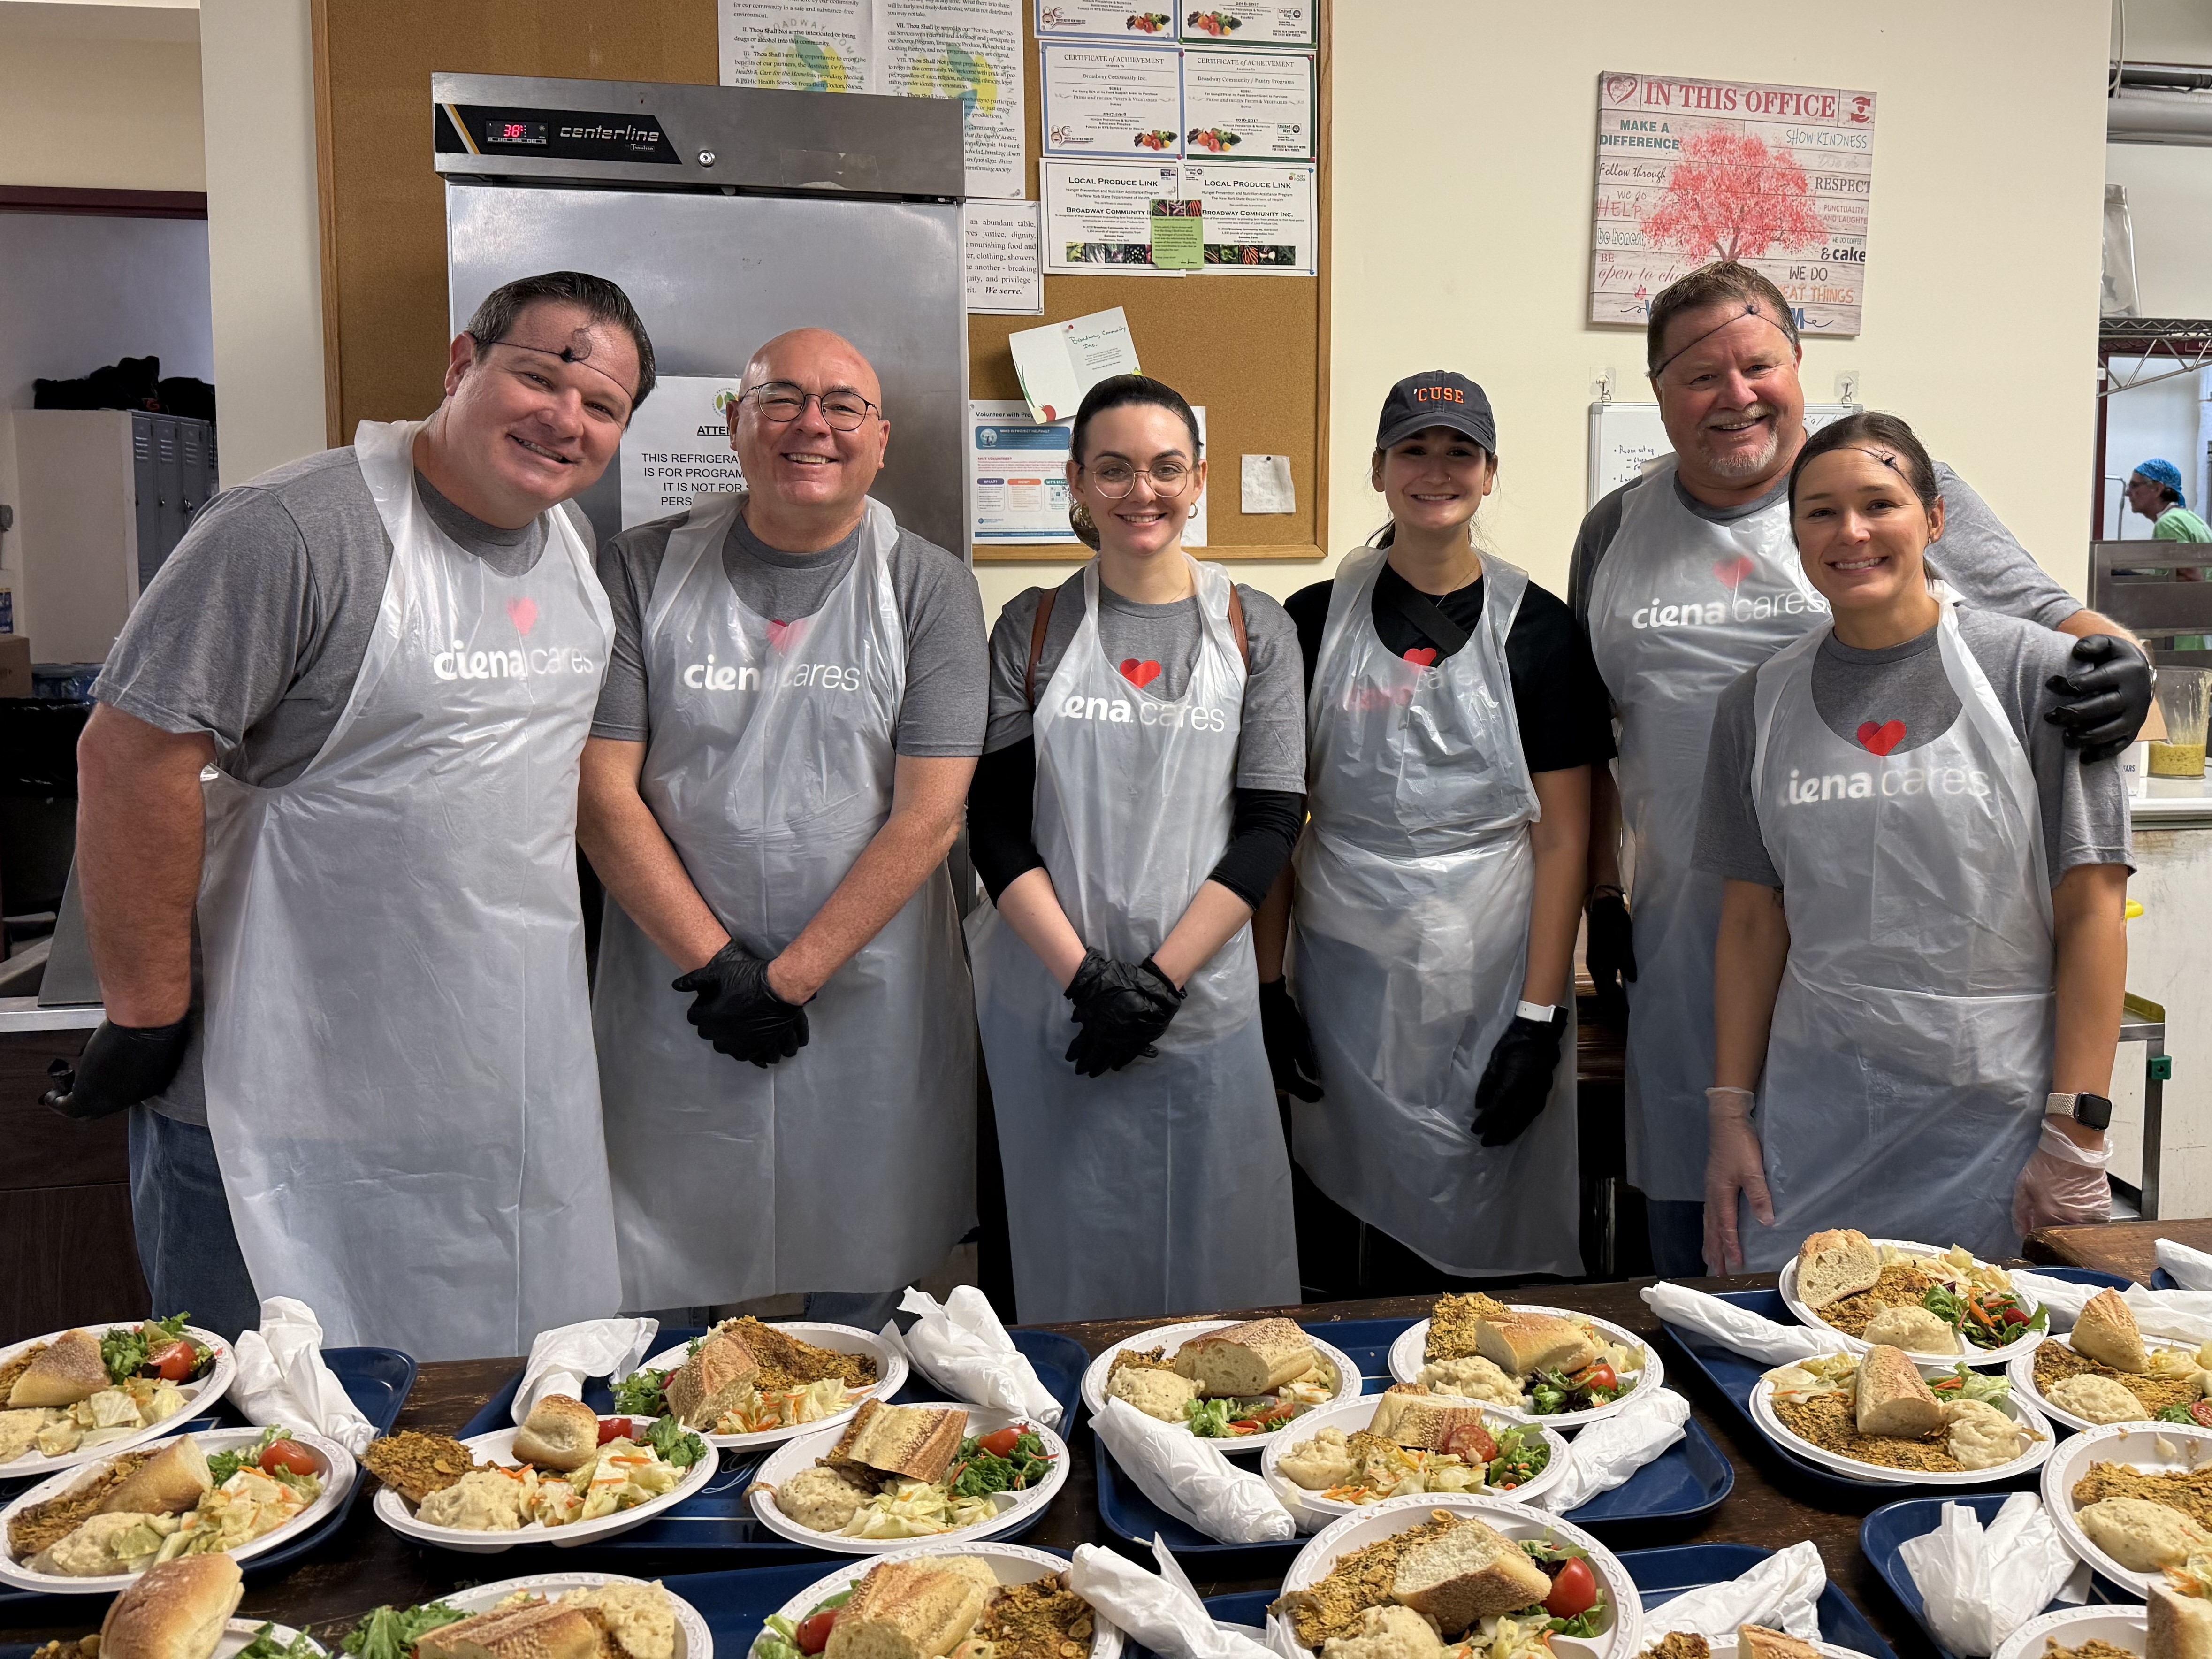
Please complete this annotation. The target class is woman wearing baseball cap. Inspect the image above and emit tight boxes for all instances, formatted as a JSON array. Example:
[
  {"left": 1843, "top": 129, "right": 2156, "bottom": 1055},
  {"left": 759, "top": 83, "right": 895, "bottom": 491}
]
[{"left": 1256, "top": 371, "right": 1616, "bottom": 1292}]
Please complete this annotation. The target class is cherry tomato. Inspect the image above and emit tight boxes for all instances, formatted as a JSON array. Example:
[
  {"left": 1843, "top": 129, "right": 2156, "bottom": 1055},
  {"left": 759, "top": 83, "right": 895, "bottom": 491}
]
[
  {"left": 796, "top": 1612, "right": 839, "bottom": 1655},
  {"left": 1578, "top": 1364, "right": 1617, "bottom": 1395},
  {"left": 977, "top": 1428, "right": 1023, "bottom": 1459},
  {"left": 259, "top": 1440, "right": 319, "bottom": 1477},
  {"left": 147, "top": 1340, "right": 198, "bottom": 1382},
  {"left": 2192, "top": 1401, "right": 2212, "bottom": 1430},
  {"left": 1545, "top": 1558, "right": 1598, "bottom": 1621},
  {"left": 598, "top": 1417, "right": 633, "bottom": 1445},
  {"left": 1441, "top": 1424, "right": 1497, "bottom": 1464}
]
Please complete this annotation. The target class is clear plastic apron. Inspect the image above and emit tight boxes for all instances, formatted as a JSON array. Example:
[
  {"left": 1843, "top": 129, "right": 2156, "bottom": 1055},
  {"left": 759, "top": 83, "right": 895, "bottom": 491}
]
[
  {"left": 1738, "top": 598, "right": 2054, "bottom": 1268},
  {"left": 1289, "top": 546, "right": 1581, "bottom": 1277},
  {"left": 594, "top": 492, "right": 974, "bottom": 1308},
  {"left": 1585, "top": 461, "right": 1828, "bottom": 1201},
  {"left": 967, "top": 558, "right": 1299, "bottom": 1323},
  {"left": 198, "top": 420, "right": 620, "bottom": 1361}
]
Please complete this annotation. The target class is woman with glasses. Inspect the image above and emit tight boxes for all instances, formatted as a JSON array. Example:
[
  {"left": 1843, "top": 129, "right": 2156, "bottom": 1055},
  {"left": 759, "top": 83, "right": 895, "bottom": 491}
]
[
  {"left": 966, "top": 374, "right": 1304, "bottom": 1322},
  {"left": 1256, "top": 373, "right": 1615, "bottom": 1294}
]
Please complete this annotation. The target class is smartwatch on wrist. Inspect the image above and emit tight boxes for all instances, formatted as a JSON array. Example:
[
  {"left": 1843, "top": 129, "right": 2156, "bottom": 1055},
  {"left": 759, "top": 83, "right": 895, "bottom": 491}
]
[{"left": 2046, "top": 1091, "right": 2113, "bottom": 1131}]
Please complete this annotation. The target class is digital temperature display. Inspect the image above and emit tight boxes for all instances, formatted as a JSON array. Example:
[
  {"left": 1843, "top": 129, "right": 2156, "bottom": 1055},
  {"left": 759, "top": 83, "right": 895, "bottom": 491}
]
[{"left": 484, "top": 119, "right": 548, "bottom": 146}]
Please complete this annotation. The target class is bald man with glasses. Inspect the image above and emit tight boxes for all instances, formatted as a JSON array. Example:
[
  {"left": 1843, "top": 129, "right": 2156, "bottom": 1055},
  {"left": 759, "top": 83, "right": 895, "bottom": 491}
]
[{"left": 580, "top": 328, "right": 988, "bottom": 1329}]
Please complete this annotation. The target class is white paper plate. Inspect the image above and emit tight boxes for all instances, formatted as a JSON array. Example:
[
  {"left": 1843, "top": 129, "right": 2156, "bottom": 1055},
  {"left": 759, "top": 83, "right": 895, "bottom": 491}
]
[
  {"left": 1748, "top": 1361, "right": 2053, "bottom": 1487},
  {"left": 622, "top": 1323, "right": 909, "bottom": 1453},
  {"left": 1780, "top": 1239, "right": 2048, "bottom": 1368},
  {"left": 1272, "top": 1493, "right": 1642, "bottom": 1659},
  {"left": 217, "top": 1621, "right": 327, "bottom": 1659},
  {"left": 1078, "top": 1322, "right": 1361, "bottom": 1457},
  {"left": 744, "top": 1541, "right": 1122, "bottom": 1659},
  {"left": 438, "top": 1571, "right": 715, "bottom": 1659},
  {"left": 1259, "top": 1391, "right": 1573, "bottom": 1531},
  {"left": 2007, "top": 1334, "right": 2208, "bottom": 1435},
  {"left": 1386, "top": 1306, "right": 1665, "bottom": 1429},
  {"left": 748, "top": 1403, "right": 1068, "bottom": 1555},
  {"left": 2041, "top": 1419, "right": 2212, "bottom": 1594},
  {"left": 372, "top": 1416, "right": 717, "bottom": 1554},
  {"left": 0, "top": 1425, "right": 356, "bottom": 1594},
  {"left": 0, "top": 1323, "right": 237, "bottom": 1478},
  {"left": 1991, "top": 1603, "right": 2148, "bottom": 1659}
]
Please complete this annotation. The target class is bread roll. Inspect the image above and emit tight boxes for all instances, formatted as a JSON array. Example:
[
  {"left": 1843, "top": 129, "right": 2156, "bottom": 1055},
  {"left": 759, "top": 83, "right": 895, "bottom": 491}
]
[
  {"left": 513, "top": 1395, "right": 601, "bottom": 1473},
  {"left": 1473, "top": 1315, "right": 1597, "bottom": 1379},
  {"left": 1736, "top": 1627, "right": 1820, "bottom": 1659},
  {"left": 98, "top": 1554, "right": 243, "bottom": 1659},
  {"left": 1172, "top": 1320, "right": 1316, "bottom": 1398},
  {"left": 9, "top": 1332, "right": 109, "bottom": 1409},
  {"left": 1854, "top": 1346, "right": 1943, "bottom": 1437},
  {"left": 2074, "top": 1290, "right": 2151, "bottom": 1375},
  {"left": 1388, "top": 1516, "right": 1551, "bottom": 1630},
  {"left": 1797, "top": 1231, "right": 1881, "bottom": 1310},
  {"left": 828, "top": 1400, "right": 966, "bottom": 1483},
  {"left": 2151, "top": 1583, "right": 2212, "bottom": 1659},
  {"left": 824, "top": 1556, "right": 998, "bottom": 1659},
  {"left": 1366, "top": 1387, "right": 1494, "bottom": 1453},
  {"left": 666, "top": 1334, "right": 761, "bottom": 1430},
  {"left": 417, "top": 1602, "right": 601, "bottom": 1659},
  {"left": 102, "top": 1437, "right": 212, "bottom": 1516}
]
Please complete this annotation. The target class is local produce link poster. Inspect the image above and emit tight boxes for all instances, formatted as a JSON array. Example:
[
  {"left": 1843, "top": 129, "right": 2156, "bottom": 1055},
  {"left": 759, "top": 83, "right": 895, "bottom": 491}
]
[{"left": 1589, "top": 69, "right": 1876, "bottom": 337}]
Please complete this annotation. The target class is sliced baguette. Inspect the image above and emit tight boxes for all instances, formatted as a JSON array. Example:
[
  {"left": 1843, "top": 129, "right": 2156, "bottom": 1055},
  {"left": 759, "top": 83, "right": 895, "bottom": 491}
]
[
  {"left": 1366, "top": 1386, "right": 1495, "bottom": 1452},
  {"left": 98, "top": 1555, "right": 243, "bottom": 1659},
  {"left": 1171, "top": 1319, "right": 1316, "bottom": 1398},
  {"left": 824, "top": 1557, "right": 999, "bottom": 1659},
  {"left": 666, "top": 1334, "right": 761, "bottom": 1430},
  {"left": 828, "top": 1399, "right": 967, "bottom": 1483},
  {"left": 1737, "top": 1627, "right": 1821, "bottom": 1659},
  {"left": 1389, "top": 1515, "right": 1551, "bottom": 1631},
  {"left": 2072, "top": 1289, "right": 2151, "bottom": 1375},
  {"left": 1473, "top": 1314, "right": 1597, "bottom": 1379},
  {"left": 1853, "top": 1346, "right": 1944, "bottom": 1437},
  {"left": 2150, "top": 1583, "right": 2212, "bottom": 1659},
  {"left": 8, "top": 1331, "right": 109, "bottom": 1409},
  {"left": 102, "top": 1435, "right": 211, "bottom": 1516},
  {"left": 1797, "top": 1230, "right": 1881, "bottom": 1311},
  {"left": 418, "top": 1602, "right": 601, "bottom": 1659}
]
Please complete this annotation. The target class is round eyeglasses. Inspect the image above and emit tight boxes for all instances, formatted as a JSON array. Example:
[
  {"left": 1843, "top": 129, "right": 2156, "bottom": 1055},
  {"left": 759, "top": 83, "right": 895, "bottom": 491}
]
[
  {"left": 1086, "top": 459, "right": 1194, "bottom": 499},
  {"left": 745, "top": 383, "right": 880, "bottom": 432}
]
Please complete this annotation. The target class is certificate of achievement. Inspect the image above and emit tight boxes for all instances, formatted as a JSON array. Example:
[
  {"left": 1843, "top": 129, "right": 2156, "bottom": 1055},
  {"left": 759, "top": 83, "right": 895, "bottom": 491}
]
[
  {"left": 965, "top": 201, "right": 1045, "bottom": 313},
  {"left": 1180, "top": 160, "right": 1316, "bottom": 273},
  {"left": 1181, "top": 47, "right": 1315, "bottom": 161},
  {"left": 1180, "top": 1, "right": 1316, "bottom": 45},
  {"left": 1035, "top": 0, "right": 1176, "bottom": 39},
  {"left": 1041, "top": 42, "right": 1184, "bottom": 158},
  {"left": 1043, "top": 160, "right": 1184, "bottom": 272},
  {"left": 619, "top": 375, "right": 748, "bottom": 529},
  {"left": 879, "top": 0, "right": 1026, "bottom": 199},
  {"left": 718, "top": 0, "right": 870, "bottom": 92}
]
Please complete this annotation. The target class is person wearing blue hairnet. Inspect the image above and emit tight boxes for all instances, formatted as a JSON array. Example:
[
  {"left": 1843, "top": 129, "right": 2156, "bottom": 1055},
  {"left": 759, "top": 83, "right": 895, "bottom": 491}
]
[{"left": 2126, "top": 459, "right": 2212, "bottom": 543}]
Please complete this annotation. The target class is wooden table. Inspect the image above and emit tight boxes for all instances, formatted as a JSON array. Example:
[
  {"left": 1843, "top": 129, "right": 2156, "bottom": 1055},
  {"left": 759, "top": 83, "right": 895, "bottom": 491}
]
[
  {"left": 0, "top": 1276, "right": 1951, "bottom": 1657},
  {"left": 2027, "top": 1218, "right": 2212, "bottom": 1284}
]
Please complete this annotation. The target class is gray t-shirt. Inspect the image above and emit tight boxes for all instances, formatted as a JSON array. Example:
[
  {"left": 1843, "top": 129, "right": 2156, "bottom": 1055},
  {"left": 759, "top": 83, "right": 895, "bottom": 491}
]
[
  {"left": 1567, "top": 461, "right": 2082, "bottom": 633},
  {"left": 92, "top": 444, "right": 592, "bottom": 1127},
  {"left": 984, "top": 573, "right": 1306, "bottom": 792},
  {"left": 1694, "top": 604, "right": 2133, "bottom": 888},
  {"left": 591, "top": 501, "right": 987, "bottom": 757}
]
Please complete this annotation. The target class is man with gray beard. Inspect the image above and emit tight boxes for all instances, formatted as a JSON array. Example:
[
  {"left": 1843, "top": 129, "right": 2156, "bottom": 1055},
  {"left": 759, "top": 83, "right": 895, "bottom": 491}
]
[{"left": 1566, "top": 261, "right": 2151, "bottom": 1275}]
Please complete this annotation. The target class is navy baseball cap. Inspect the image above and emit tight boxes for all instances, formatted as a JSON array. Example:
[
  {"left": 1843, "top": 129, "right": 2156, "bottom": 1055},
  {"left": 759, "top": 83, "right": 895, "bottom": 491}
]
[{"left": 1376, "top": 370, "right": 1496, "bottom": 453}]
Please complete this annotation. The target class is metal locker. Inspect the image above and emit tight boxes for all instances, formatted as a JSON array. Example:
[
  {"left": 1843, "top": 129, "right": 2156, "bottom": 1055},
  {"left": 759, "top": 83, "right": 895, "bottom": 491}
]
[{"left": 129, "top": 412, "right": 215, "bottom": 595}]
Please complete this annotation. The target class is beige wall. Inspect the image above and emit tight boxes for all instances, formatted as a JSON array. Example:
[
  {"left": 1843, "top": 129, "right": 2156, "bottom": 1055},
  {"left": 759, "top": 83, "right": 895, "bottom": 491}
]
[
  {"left": 1320, "top": 0, "right": 2113, "bottom": 606},
  {"left": 0, "top": 5, "right": 204, "bottom": 191}
]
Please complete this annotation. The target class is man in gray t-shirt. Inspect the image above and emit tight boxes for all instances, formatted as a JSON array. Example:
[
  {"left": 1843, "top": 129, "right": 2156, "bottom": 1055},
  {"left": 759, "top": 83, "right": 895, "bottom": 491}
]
[{"left": 580, "top": 329, "right": 987, "bottom": 1328}]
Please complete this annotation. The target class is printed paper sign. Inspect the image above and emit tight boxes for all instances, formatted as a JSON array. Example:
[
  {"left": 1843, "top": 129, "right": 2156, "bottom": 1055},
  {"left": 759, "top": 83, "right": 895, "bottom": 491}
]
[
  {"left": 1590, "top": 69, "right": 1876, "bottom": 336},
  {"left": 971, "top": 400, "right": 1079, "bottom": 544},
  {"left": 1181, "top": 47, "right": 1314, "bottom": 161},
  {"left": 965, "top": 200, "right": 1045, "bottom": 313},
  {"left": 1181, "top": 159, "right": 1314, "bottom": 272},
  {"left": 1041, "top": 42, "right": 1184, "bottom": 157},
  {"left": 1149, "top": 198, "right": 1203, "bottom": 268},
  {"left": 1043, "top": 160, "right": 1184, "bottom": 272},
  {"left": 880, "top": 0, "right": 1027, "bottom": 199},
  {"left": 719, "top": 0, "right": 870, "bottom": 91},
  {"left": 1182, "top": 1, "right": 1314, "bottom": 44},
  {"left": 619, "top": 375, "right": 748, "bottom": 529},
  {"left": 1037, "top": 0, "right": 1175, "bottom": 40}
]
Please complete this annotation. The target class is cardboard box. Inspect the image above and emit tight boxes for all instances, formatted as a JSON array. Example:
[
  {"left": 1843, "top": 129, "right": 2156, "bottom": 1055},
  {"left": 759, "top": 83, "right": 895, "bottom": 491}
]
[{"left": 0, "top": 635, "right": 31, "bottom": 698}]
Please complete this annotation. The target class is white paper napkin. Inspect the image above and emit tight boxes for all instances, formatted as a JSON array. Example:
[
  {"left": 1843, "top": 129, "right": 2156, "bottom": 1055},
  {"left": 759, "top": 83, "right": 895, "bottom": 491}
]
[
  {"left": 1068, "top": 1538, "right": 1274, "bottom": 1659},
  {"left": 1091, "top": 1395, "right": 1297, "bottom": 1543},
  {"left": 2007, "top": 1270, "right": 2100, "bottom": 1330},
  {"left": 2124, "top": 1285, "right": 2212, "bottom": 1346},
  {"left": 512, "top": 1317, "right": 659, "bottom": 1425},
  {"left": 2159, "top": 1239, "right": 2212, "bottom": 1292},
  {"left": 1897, "top": 1494, "right": 2090, "bottom": 1657},
  {"left": 1644, "top": 1537, "right": 1826, "bottom": 1642},
  {"left": 1640, "top": 1282, "right": 1835, "bottom": 1365},
  {"left": 231, "top": 1298, "right": 377, "bottom": 1455},
  {"left": 1531, "top": 1387, "right": 1690, "bottom": 1514},
  {"left": 882, "top": 1287, "right": 1061, "bottom": 1428}
]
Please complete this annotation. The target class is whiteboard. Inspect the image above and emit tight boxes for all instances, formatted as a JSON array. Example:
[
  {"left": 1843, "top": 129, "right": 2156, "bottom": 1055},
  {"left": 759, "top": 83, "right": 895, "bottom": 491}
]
[{"left": 1587, "top": 403, "right": 1861, "bottom": 508}]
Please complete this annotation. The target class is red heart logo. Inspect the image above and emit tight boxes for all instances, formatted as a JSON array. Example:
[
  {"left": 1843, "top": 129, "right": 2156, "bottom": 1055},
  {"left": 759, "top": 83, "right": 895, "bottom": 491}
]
[
  {"left": 766, "top": 618, "right": 806, "bottom": 652},
  {"left": 1119, "top": 658, "right": 1163, "bottom": 688},
  {"left": 1604, "top": 74, "right": 1638, "bottom": 105},
  {"left": 1403, "top": 646, "right": 1439, "bottom": 667},
  {"left": 506, "top": 596, "right": 538, "bottom": 635},
  {"left": 1858, "top": 719, "right": 1907, "bottom": 756},
  {"left": 1712, "top": 557, "right": 1756, "bottom": 590}
]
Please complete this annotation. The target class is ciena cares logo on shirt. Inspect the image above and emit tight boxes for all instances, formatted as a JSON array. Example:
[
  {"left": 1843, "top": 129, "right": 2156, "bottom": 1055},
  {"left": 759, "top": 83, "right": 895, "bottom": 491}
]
[
  {"left": 1781, "top": 763, "right": 1991, "bottom": 806},
  {"left": 682, "top": 651, "right": 862, "bottom": 693},
  {"left": 432, "top": 596, "right": 596, "bottom": 681},
  {"left": 1628, "top": 556, "right": 1831, "bottom": 631},
  {"left": 1055, "top": 691, "right": 1229, "bottom": 732}
]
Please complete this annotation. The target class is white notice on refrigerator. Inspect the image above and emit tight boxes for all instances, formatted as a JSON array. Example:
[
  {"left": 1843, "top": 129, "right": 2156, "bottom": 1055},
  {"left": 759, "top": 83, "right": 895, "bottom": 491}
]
[{"left": 618, "top": 375, "right": 748, "bottom": 529}]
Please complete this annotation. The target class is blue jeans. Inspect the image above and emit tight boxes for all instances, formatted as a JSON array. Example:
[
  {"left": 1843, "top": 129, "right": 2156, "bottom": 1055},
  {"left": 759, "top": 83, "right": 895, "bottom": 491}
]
[
  {"left": 1646, "top": 1198, "right": 1709, "bottom": 1278},
  {"left": 128, "top": 1109, "right": 261, "bottom": 1341}
]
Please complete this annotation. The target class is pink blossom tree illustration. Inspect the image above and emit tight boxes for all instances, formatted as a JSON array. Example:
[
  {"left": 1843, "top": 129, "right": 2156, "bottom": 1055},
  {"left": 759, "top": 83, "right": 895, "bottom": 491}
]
[{"left": 1640, "top": 129, "right": 1830, "bottom": 263}]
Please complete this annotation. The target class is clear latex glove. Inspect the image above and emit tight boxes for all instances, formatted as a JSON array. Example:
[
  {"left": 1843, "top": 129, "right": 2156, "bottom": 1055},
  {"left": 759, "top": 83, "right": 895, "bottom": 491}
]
[
  {"left": 2012, "top": 1119, "right": 2112, "bottom": 1237},
  {"left": 1702, "top": 1088, "right": 1772, "bottom": 1275}
]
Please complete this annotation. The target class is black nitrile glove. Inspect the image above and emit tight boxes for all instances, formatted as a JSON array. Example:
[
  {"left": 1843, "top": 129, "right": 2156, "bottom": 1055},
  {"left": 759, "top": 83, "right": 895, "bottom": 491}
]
[
  {"left": 672, "top": 940, "right": 809, "bottom": 1067},
  {"left": 1584, "top": 891, "right": 1636, "bottom": 1026},
  {"left": 1259, "top": 978, "right": 1323, "bottom": 1101},
  {"left": 1470, "top": 1010, "right": 1567, "bottom": 1147},
  {"left": 42, "top": 1017, "right": 192, "bottom": 1121},
  {"left": 2046, "top": 634, "right": 2154, "bottom": 765},
  {"left": 1064, "top": 948, "right": 1184, "bottom": 1077}
]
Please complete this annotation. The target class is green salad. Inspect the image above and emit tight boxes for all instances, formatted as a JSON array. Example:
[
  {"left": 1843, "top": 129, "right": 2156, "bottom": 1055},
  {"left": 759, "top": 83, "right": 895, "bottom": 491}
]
[{"left": 339, "top": 1603, "right": 468, "bottom": 1659}]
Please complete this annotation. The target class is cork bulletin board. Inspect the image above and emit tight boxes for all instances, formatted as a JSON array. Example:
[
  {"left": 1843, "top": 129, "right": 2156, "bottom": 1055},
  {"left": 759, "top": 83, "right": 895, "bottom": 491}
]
[{"left": 311, "top": 0, "right": 1331, "bottom": 561}]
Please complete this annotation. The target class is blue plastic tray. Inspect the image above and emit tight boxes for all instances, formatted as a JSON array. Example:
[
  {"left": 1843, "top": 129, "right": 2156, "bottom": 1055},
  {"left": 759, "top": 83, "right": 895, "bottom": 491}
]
[
  {"left": 448, "top": 1327, "right": 1091, "bottom": 1562},
  {"left": 0, "top": 1346, "right": 418, "bottom": 1611},
  {"left": 1093, "top": 1316, "right": 1734, "bottom": 1561},
  {"left": 2155, "top": 1268, "right": 2179, "bottom": 1291},
  {"left": 1658, "top": 1273, "right": 2127, "bottom": 1504},
  {"left": 1862, "top": 1492, "right": 2133, "bottom": 1659},
  {"left": 660, "top": 1548, "right": 1075, "bottom": 1654}
]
